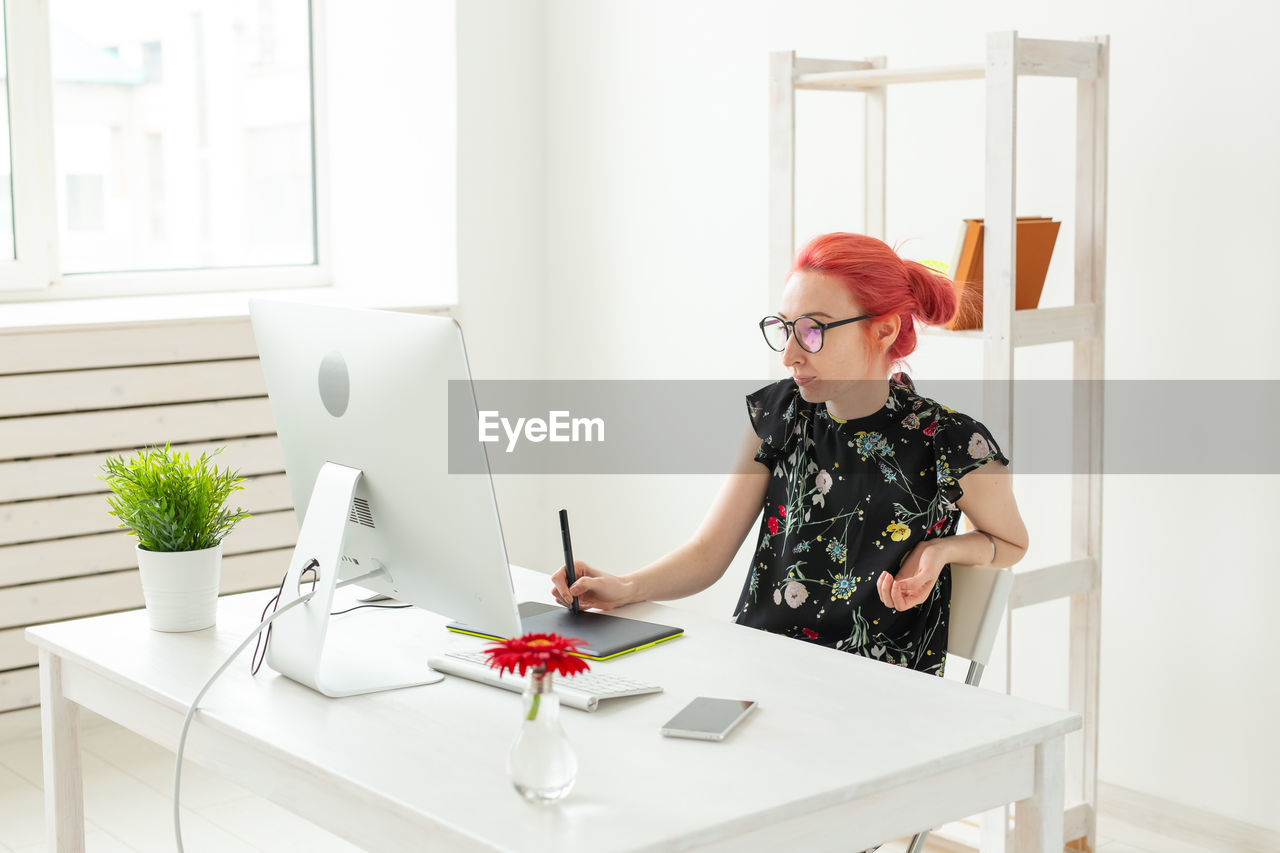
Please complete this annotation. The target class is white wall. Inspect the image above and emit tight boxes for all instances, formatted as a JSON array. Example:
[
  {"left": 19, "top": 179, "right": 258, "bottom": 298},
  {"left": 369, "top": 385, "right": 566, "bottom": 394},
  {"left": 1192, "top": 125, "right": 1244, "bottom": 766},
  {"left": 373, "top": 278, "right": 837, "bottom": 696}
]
[
  {"left": 454, "top": 0, "right": 552, "bottom": 571},
  {"left": 326, "top": 0, "right": 457, "bottom": 305},
  {"left": 331, "top": 0, "right": 554, "bottom": 592},
  {"left": 514, "top": 0, "right": 1280, "bottom": 833}
]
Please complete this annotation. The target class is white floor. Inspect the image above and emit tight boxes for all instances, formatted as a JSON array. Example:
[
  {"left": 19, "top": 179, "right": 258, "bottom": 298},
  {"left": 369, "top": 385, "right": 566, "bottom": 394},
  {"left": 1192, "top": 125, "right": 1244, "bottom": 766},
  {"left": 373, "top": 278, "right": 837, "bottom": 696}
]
[
  {"left": 0, "top": 709, "right": 360, "bottom": 853},
  {"left": 0, "top": 708, "right": 1216, "bottom": 853}
]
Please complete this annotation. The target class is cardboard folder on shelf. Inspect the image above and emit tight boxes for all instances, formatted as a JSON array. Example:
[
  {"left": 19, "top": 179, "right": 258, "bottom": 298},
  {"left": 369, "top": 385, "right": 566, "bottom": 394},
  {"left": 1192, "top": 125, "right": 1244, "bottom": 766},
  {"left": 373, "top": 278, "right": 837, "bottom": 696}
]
[{"left": 947, "top": 216, "right": 1060, "bottom": 330}]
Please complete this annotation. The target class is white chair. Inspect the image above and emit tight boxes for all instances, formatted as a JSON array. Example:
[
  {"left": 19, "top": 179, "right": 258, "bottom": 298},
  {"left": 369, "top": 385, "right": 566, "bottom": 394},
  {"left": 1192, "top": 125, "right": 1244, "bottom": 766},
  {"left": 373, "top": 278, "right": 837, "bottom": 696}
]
[{"left": 904, "top": 562, "right": 1014, "bottom": 853}]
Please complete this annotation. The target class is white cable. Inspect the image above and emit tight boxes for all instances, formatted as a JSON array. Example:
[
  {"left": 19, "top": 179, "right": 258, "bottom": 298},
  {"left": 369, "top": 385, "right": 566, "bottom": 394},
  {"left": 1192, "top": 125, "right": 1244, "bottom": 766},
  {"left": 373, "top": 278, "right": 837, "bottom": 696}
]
[
  {"left": 172, "top": 567, "right": 385, "bottom": 852},
  {"left": 172, "top": 591, "right": 312, "bottom": 852}
]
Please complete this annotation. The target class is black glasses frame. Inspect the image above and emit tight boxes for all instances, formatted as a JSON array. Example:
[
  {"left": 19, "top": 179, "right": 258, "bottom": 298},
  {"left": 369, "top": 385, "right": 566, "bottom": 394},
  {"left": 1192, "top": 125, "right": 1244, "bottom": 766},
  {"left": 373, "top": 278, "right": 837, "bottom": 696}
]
[{"left": 759, "top": 313, "right": 875, "bottom": 353}]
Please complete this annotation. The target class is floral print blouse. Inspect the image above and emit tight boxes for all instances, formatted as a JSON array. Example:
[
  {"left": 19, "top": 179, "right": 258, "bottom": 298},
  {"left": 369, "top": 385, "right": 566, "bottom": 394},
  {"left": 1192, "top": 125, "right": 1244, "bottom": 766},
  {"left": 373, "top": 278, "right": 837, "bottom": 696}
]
[{"left": 732, "top": 373, "right": 1009, "bottom": 676}]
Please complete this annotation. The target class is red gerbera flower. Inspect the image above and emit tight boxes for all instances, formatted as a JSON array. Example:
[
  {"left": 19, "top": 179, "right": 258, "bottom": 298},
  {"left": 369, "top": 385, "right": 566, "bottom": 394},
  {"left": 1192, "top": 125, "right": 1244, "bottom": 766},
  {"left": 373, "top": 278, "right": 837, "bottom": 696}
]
[
  {"left": 801, "top": 627, "right": 819, "bottom": 640},
  {"left": 767, "top": 516, "right": 779, "bottom": 535},
  {"left": 482, "top": 633, "right": 591, "bottom": 679}
]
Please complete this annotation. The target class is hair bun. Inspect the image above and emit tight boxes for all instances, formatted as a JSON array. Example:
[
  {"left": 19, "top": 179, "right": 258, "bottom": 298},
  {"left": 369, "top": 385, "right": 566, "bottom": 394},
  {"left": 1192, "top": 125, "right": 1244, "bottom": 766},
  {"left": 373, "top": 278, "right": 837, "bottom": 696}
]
[{"left": 904, "top": 261, "right": 958, "bottom": 327}]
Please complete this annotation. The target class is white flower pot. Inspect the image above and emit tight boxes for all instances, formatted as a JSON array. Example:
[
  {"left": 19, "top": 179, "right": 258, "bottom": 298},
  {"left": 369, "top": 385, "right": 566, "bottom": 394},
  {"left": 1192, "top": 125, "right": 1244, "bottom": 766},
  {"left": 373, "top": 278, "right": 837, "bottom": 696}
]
[{"left": 136, "top": 543, "right": 222, "bottom": 632}]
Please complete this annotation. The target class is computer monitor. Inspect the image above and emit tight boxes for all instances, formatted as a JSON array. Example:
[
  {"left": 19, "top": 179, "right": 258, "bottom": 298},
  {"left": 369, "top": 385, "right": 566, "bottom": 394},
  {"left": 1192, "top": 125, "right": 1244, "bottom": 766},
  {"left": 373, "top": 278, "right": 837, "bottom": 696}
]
[{"left": 248, "top": 299, "right": 523, "bottom": 697}]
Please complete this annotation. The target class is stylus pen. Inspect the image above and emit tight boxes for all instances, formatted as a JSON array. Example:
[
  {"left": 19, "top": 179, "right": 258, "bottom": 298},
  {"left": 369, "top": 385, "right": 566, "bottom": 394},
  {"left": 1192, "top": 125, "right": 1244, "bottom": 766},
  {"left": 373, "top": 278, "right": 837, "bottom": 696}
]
[{"left": 559, "top": 509, "right": 580, "bottom": 615}]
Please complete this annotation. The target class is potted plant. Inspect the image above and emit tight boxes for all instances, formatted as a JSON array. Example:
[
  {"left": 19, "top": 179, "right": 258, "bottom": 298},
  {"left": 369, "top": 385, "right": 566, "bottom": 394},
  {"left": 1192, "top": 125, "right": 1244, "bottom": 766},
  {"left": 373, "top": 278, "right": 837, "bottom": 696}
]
[{"left": 101, "top": 444, "right": 251, "bottom": 632}]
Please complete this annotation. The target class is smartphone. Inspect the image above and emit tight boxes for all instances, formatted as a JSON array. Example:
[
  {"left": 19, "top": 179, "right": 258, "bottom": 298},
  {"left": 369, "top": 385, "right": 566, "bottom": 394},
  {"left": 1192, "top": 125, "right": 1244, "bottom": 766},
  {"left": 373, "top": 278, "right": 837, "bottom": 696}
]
[{"left": 659, "top": 697, "right": 757, "bottom": 741}]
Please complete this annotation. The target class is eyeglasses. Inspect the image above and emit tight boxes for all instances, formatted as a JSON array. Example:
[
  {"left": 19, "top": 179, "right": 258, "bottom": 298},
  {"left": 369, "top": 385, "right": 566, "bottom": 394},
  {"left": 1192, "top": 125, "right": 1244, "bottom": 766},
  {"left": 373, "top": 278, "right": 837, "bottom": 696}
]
[{"left": 759, "top": 313, "right": 874, "bottom": 353}]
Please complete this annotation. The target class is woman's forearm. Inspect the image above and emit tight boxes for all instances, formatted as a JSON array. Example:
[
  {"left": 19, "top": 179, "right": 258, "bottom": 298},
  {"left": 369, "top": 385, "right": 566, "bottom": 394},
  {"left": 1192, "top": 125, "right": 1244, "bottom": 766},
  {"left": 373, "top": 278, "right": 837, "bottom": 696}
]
[
  {"left": 622, "top": 537, "right": 730, "bottom": 604},
  {"left": 932, "top": 529, "right": 1026, "bottom": 569},
  {"left": 614, "top": 455, "right": 769, "bottom": 607}
]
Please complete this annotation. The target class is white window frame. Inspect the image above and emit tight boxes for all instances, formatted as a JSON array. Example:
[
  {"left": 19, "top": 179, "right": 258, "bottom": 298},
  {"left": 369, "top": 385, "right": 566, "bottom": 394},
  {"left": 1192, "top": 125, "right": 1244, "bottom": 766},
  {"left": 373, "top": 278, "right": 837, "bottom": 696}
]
[{"left": 0, "top": 0, "right": 331, "bottom": 300}]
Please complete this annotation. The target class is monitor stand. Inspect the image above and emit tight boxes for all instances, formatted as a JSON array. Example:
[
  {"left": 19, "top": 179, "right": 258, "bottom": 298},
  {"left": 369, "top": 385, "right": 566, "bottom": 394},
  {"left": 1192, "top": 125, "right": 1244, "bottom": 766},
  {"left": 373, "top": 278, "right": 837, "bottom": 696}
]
[{"left": 266, "top": 462, "right": 445, "bottom": 697}]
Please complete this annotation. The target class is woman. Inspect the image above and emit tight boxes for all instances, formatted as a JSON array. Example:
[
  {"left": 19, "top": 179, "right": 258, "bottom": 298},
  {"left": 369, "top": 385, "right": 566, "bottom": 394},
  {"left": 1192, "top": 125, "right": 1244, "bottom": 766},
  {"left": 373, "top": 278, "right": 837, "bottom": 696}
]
[{"left": 550, "top": 232, "right": 1028, "bottom": 677}]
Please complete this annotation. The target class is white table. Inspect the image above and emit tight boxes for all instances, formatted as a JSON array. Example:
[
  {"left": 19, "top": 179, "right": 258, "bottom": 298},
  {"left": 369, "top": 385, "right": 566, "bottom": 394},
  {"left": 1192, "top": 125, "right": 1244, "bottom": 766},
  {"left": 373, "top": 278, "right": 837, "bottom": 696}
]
[{"left": 27, "top": 566, "right": 1078, "bottom": 852}]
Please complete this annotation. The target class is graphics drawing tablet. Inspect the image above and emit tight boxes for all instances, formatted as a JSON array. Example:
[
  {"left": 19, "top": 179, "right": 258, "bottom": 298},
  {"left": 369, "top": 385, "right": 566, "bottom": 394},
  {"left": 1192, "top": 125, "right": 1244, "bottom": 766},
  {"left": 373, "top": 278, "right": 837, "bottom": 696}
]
[{"left": 447, "top": 601, "right": 683, "bottom": 660}]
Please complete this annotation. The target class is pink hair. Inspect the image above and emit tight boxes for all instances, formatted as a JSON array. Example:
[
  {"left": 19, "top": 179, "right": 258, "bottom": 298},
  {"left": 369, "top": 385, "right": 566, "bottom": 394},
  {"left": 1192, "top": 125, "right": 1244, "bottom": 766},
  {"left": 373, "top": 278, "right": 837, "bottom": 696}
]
[{"left": 790, "top": 232, "right": 957, "bottom": 369}]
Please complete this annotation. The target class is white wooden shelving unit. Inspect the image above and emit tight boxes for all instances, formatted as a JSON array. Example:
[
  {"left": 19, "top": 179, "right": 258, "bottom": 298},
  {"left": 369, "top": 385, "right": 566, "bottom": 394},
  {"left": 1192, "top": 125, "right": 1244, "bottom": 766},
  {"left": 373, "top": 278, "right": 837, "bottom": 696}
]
[{"left": 769, "top": 30, "right": 1109, "bottom": 853}]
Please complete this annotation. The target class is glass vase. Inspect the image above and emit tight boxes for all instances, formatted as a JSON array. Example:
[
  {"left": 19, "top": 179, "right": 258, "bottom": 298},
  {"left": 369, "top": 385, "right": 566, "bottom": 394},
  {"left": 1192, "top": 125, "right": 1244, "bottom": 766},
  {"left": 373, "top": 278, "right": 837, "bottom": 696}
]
[{"left": 507, "top": 669, "right": 577, "bottom": 802}]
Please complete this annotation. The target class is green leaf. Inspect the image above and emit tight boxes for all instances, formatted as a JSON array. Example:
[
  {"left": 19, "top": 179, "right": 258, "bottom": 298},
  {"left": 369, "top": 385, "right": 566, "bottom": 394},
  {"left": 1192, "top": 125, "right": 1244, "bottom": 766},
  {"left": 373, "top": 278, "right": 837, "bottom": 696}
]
[{"left": 100, "top": 443, "right": 252, "bottom": 553}]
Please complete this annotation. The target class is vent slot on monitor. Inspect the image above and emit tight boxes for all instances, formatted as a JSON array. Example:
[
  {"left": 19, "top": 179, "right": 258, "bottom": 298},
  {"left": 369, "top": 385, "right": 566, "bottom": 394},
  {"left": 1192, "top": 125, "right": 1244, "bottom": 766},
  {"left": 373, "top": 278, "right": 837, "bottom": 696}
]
[{"left": 348, "top": 497, "right": 376, "bottom": 528}]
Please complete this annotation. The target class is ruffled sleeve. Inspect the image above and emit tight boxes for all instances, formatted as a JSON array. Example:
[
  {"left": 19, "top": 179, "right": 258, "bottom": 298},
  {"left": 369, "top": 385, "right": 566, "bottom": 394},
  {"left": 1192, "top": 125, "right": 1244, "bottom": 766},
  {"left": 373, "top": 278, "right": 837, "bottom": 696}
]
[
  {"left": 932, "top": 410, "right": 1010, "bottom": 503},
  {"left": 745, "top": 379, "right": 803, "bottom": 466}
]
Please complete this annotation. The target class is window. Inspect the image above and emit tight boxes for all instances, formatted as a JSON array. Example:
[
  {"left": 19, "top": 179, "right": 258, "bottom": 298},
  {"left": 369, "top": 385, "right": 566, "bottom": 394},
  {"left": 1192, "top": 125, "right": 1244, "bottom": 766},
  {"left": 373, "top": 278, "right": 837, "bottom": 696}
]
[
  {"left": 0, "top": 0, "right": 326, "bottom": 297},
  {"left": 147, "top": 132, "right": 165, "bottom": 240},
  {"left": 140, "top": 40, "right": 161, "bottom": 83},
  {"left": 64, "top": 174, "right": 104, "bottom": 231},
  {"left": 245, "top": 125, "right": 313, "bottom": 262}
]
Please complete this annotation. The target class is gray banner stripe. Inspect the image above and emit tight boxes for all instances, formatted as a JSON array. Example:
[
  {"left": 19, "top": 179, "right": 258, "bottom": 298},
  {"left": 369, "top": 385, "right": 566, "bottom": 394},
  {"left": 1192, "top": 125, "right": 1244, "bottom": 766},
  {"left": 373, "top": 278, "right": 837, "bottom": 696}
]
[{"left": 445, "top": 380, "right": 1280, "bottom": 475}]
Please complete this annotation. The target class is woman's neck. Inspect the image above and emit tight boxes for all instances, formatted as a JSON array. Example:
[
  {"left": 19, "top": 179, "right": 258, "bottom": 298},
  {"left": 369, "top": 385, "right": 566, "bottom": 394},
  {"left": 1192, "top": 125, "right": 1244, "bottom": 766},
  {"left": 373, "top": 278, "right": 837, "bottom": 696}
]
[{"left": 825, "top": 378, "right": 890, "bottom": 422}]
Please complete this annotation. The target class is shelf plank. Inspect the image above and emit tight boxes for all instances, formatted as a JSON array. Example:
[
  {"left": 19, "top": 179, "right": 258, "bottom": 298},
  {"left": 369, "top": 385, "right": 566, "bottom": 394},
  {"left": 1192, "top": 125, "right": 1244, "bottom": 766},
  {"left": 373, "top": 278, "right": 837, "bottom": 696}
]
[
  {"left": 919, "top": 323, "right": 982, "bottom": 340},
  {"left": 1013, "top": 304, "right": 1098, "bottom": 347},
  {"left": 796, "top": 63, "right": 985, "bottom": 90},
  {"left": 1010, "top": 559, "right": 1097, "bottom": 609},
  {"left": 793, "top": 57, "right": 872, "bottom": 76},
  {"left": 1017, "top": 38, "right": 1100, "bottom": 79},
  {"left": 917, "top": 305, "right": 1099, "bottom": 347},
  {"left": 793, "top": 40, "right": 1098, "bottom": 90}
]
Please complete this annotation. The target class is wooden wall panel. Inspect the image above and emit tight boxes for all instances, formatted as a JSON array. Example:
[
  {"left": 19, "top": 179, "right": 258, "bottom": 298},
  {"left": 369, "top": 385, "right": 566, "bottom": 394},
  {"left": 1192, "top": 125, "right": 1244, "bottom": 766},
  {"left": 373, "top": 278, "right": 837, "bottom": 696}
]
[
  {"left": 0, "top": 316, "right": 293, "bottom": 715},
  {"left": 0, "top": 398, "right": 278, "bottom": 460},
  {"left": 0, "top": 550, "right": 290, "bottom": 711},
  {"left": 0, "top": 318, "right": 260, "bottom": 374},
  {"left": 0, "top": 669, "right": 38, "bottom": 714},
  {"left": 1, "top": 509, "right": 299, "bottom": 586},
  {"left": 0, "top": 627, "right": 30, "bottom": 670},
  {"left": 0, "top": 473, "right": 292, "bottom": 546},
  {"left": 0, "top": 435, "right": 285, "bottom": 503},
  {"left": 0, "top": 548, "right": 292, "bottom": 632},
  {"left": 0, "top": 358, "right": 267, "bottom": 417}
]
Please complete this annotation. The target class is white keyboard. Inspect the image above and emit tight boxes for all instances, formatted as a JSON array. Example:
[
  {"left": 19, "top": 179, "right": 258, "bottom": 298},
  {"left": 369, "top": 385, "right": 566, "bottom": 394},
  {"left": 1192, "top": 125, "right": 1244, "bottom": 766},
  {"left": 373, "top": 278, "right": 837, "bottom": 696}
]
[{"left": 427, "top": 650, "right": 662, "bottom": 712}]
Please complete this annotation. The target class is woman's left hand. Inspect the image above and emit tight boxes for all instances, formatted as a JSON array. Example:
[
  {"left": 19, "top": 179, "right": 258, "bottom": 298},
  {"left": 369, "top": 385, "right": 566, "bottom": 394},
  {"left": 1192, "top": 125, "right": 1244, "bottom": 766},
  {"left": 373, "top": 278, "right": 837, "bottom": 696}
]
[{"left": 877, "top": 540, "right": 949, "bottom": 611}]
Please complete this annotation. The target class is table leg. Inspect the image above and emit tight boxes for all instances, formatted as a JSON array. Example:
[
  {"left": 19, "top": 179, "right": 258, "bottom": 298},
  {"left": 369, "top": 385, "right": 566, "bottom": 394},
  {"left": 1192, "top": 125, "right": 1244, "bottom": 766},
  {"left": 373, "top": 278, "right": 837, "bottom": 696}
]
[
  {"left": 38, "top": 649, "right": 85, "bottom": 853},
  {"left": 1014, "top": 734, "right": 1065, "bottom": 852}
]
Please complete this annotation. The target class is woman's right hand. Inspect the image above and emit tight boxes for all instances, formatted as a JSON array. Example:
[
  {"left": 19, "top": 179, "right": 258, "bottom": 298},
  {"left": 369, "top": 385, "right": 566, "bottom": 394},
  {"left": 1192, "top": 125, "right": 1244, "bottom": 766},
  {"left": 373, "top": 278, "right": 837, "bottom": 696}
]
[{"left": 550, "top": 560, "right": 635, "bottom": 612}]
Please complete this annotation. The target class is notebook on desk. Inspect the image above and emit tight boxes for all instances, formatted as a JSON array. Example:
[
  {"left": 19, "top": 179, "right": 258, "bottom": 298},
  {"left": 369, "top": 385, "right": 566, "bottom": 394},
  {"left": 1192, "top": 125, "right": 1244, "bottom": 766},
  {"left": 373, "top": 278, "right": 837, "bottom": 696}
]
[{"left": 446, "top": 601, "right": 683, "bottom": 660}]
